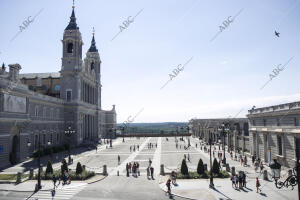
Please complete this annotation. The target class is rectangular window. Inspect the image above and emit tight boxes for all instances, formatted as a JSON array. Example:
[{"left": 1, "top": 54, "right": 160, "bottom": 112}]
[
  {"left": 277, "top": 135, "right": 283, "bottom": 156},
  {"left": 66, "top": 90, "right": 72, "bottom": 102}
]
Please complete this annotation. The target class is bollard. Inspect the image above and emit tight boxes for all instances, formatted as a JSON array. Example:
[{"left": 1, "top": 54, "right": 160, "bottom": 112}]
[
  {"left": 29, "top": 168, "right": 34, "bottom": 180},
  {"left": 231, "top": 166, "right": 236, "bottom": 176},
  {"left": 16, "top": 172, "right": 22, "bottom": 184},
  {"left": 103, "top": 165, "right": 107, "bottom": 176},
  {"left": 263, "top": 170, "right": 268, "bottom": 180},
  {"left": 204, "top": 164, "right": 207, "bottom": 171},
  {"left": 39, "top": 165, "right": 43, "bottom": 172},
  {"left": 160, "top": 164, "right": 165, "bottom": 176},
  {"left": 226, "top": 164, "right": 230, "bottom": 172}
]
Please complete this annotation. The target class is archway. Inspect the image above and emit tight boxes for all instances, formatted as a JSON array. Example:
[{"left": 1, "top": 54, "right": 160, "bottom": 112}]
[{"left": 9, "top": 126, "right": 20, "bottom": 165}]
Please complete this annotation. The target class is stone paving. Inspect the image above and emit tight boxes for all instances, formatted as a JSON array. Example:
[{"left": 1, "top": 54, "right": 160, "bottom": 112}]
[{"left": 0, "top": 136, "right": 298, "bottom": 200}]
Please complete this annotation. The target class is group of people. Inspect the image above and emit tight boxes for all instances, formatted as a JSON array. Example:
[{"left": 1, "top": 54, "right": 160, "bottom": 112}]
[
  {"left": 130, "top": 144, "right": 140, "bottom": 152},
  {"left": 147, "top": 142, "right": 157, "bottom": 149},
  {"left": 126, "top": 162, "right": 140, "bottom": 177},
  {"left": 231, "top": 172, "right": 247, "bottom": 189},
  {"left": 51, "top": 169, "right": 72, "bottom": 189},
  {"left": 253, "top": 156, "right": 264, "bottom": 173}
]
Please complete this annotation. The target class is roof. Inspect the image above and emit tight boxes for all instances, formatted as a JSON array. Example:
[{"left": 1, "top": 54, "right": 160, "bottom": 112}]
[{"left": 19, "top": 72, "right": 60, "bottom": 79}]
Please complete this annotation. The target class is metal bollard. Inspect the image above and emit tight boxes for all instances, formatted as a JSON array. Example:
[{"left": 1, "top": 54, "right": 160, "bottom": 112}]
[
  {"left": 29, "top": 168, "right": 34, "bottom": 180},
  {"left": 16, "top": 172, "right": 22, "bottom": 184},
  {"left": 103, "top": 165, "right": 107, "bottom": 176},
  {"left": 160, "top": 164, "right": 165, "bottom": 176}
]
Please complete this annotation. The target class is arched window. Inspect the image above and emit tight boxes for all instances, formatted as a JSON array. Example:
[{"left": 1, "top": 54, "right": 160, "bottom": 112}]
[
  {"left": 91, "top": 62, "right": 95, "bottom": 71},
  {"left": 67, "top": 43, "right": 73, "bottom": 53}
]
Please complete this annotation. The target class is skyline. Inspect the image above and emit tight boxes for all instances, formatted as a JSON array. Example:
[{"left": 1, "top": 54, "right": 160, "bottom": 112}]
[{"left": 0, "top": 0, "right": 299, "bottom": 123}]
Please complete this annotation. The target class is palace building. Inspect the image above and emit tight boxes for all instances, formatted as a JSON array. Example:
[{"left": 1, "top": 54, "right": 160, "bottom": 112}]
[{"left": 0, "top": 4, "right": 116, "bottom": 169}]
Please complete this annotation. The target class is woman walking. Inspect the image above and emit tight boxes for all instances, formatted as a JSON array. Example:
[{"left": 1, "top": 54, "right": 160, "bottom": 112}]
[{"left": 256, "top": 177, "right": 261, "bottom": 193}]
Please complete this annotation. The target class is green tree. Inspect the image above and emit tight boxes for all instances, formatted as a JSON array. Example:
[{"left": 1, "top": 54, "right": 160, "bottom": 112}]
[
  {"left": 76, "top": 162, "right": 83, "bottom": 175},
  {"left": 181, "top": 159, "right": 189, "bottom": 176},
  {"left": 61, "top": 158, "right": 68, "bottom": 175},
  {"left": 211, "top": 158, "right": 220, "bottom": 175},
  {"left": 46, "top": 160, "right": 53, "bottom": 174},
  {"left": 197, "top": 159, "right": 204, "bottom": 175}
]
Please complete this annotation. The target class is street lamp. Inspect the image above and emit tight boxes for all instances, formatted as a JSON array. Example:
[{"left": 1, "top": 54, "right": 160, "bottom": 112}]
[
  {"left": 209, "top": 131, "right": 214, "bottom": 188},
  {"left": 218, "top": 123, "right": 230, "bottom": 165},
  {"left": 35, "top": 138, "right": 51, "bottom": 192},
  {"left": 121, "top": 127, "right": 125, "bottom": 142},
  {"left": 270, "top": 159, "right": 300, "bottom": 198},
  {"left": 64, "top": 126, "right": 75, "bottom": 164}
]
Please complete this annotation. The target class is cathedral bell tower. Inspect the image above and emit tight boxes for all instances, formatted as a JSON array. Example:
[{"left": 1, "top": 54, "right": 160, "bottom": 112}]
[{"left": 60, "top": 2, "right": 83, "bottom": 102}]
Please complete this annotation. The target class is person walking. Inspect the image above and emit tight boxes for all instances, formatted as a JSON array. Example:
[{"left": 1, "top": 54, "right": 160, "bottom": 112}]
[
  {"left": 52, "top": 175, "right": 57, "bottom": 189},
  {"left": 196, "top": 143, "right": 197, "bottom": 148},
  {"left": 118, "top": 155, "right": 120, "bottom": 165},
  {"left": 252, "top": 155, "right": 255, "bottom": 165},
  {"left": 238, "top": 174, "right": 243, "bottom": 189},
  {"left": 68, "top": 169, "right": 72, "bottom": 184},
  {"left": 146, "top": 166, "right": 150, "bottom": 179},
  {"left": 126, "top": 163, "right": 129, "bottom": 177},
  {"left": 260, "top": 162, "right": 264, "bottom": 173},
  {"left": 244, "top": 156, "right": 247, "bottom": 166},
  {"left": 256, "top": 177, "right": 261, "bottom": 193},
  {"left": 137, "top": 162, "right": 140, "bottom": 176},
  {"left": 234, "top": 174, "right": 238, "bottom": 189},
  {"left": 150, "top": 167, "right": 154, "bottom": 180},
  {"left": 242, "top": 172, "right": 246, "bottom": 187},
  {"left": 130, "top": 146, "right": 132, "bottom": 152},
  {"left": 166, "top": 179, "right": 172, "bottom": 197},
  {"left": 129, "top": 162, "right": 132, "bottom": 173}
]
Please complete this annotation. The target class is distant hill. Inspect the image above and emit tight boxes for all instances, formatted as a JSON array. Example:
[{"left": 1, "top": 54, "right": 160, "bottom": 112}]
[{"left": 116, "top": 122, "right": 189, "bottom": 133}]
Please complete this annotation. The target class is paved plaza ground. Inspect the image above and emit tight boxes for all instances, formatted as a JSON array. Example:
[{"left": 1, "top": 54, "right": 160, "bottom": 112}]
[{"left": 0, "top": 136, "right": 298, "bottom": 200}]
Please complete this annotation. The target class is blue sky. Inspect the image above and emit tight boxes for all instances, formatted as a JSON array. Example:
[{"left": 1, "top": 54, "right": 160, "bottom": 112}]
[{"left": 0, "top": 0, "right": 299, "bottom": 123}]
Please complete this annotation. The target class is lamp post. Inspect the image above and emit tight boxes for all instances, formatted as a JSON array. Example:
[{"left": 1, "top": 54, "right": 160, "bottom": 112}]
[
  {"left": 218, "top": 123, "right": 229, "bottom": 165},
  {"left": 121, "top": 127, "right": 125, "bottom": 142},
  {"left": 64, "top": 126, "right": 75, "bottom": 164},
  {"left": 209, "top": 131, "right": 214, "bottom": 188},
  {"left": 270, "top": 158, "right": 300, "bottom": 199},
  {"left": 35, "top": 138, "right": 51, "bottom": 192}
]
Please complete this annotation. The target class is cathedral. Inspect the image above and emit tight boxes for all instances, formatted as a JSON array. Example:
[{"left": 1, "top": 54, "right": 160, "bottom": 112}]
[{"left": 0, "top": 4, "right": 117, "bottom": 169}]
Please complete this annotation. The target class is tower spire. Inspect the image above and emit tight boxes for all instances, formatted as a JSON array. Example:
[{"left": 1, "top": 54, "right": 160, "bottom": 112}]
[
  {"left": 65, "top": 0, "right": 78, "bottom": 30},
  {"left": 88, "top": 27, "right": 98, "bottom": 52}
]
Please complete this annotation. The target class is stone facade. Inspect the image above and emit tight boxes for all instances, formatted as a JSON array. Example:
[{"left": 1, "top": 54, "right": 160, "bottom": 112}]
[
  {"left": 0, "top": 5, "right": 116, "bottom": 169},
  {"left": 247, "top": 101, "right": 300, "bottom": 168},
  {"left": 189, "top": 118, "right": 249, "bottom": 153}
]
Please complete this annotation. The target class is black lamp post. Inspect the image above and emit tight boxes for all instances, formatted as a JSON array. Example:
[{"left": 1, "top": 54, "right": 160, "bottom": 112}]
[
  {"left": 209, "top": 131, "right": 214, "bottom": 188},
  {"left": 35, "top": 138, "right": 51, "bottom": 192},
  {"left": 64, "top": 126, "right": 75, "bottom": 164},
  {"left": 218, "top": 123, "right": 229, "bottom": 165},
  {"left": 270, "top": 158, "right": 300, "bottom": 199},
  {"left": 121, "top": 127, "right": 125, "bottom": 142}
]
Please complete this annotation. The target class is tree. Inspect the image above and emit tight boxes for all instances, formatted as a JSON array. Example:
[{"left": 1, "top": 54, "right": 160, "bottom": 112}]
[
  {"left": 76, "top": 162, "right": 83, "bottom": 175},
  {"left": 46, "top": 160, "right": 53, "bottom": 174},
  {"left": 197, "top": 159, "right": 204, "bottom": 175},
  {"left": 211, "top": 158, "right": 220, "bottom": 175},
  {"left": 61, "top": 158, "right": 68, "bottom": 175},
  {"left": 181, "top": 159, "right": 189, "bottom": 176}
]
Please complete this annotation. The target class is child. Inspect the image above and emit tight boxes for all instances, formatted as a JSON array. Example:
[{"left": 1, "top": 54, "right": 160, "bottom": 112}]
[{"left": 166, "top": 179, "right": 171, "bottom": 196}]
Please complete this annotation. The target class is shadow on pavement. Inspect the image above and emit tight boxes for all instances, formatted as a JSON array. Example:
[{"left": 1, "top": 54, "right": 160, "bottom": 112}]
[{"left": 212, "top": 187, "right": 233, "bottom": 200}]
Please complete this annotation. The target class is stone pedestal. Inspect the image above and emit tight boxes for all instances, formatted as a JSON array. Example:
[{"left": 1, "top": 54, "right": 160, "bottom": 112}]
[
  {"left": 160, "top": 164, "right": 165, "bottom": 175},
  {"left": 231, "top": 167, "right": 236, "bottom": 176},
  {"left": 263, "top": 170, "right": 268, "bottom": 180},
  {"left": 29, "top": 168, "right": 34, "bottom": 180},
  {"left": 103, "top": 165, "right": 107, "bottom": 176},
  {"left": 16, "top": 172, "right": 22, "bottom": 184}
]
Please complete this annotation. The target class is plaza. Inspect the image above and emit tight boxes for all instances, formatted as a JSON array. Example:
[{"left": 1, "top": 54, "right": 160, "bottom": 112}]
[{"left": 0, "top": 136, "right": 297, "bottom": 200}]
